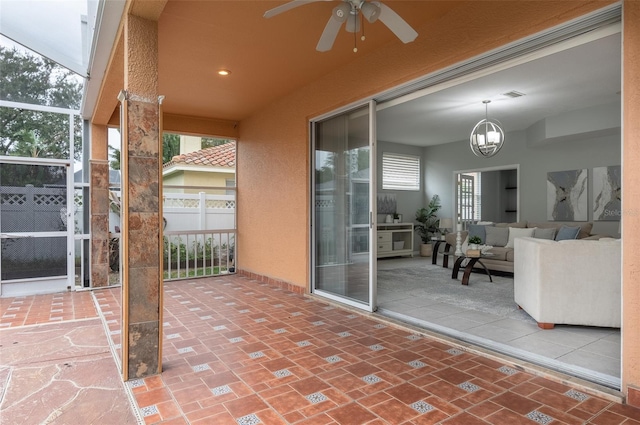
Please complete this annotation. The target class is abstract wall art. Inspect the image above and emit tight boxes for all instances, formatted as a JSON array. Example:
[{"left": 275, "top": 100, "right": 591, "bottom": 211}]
[
  {"left": 377, "top": 194, "right": 397, "bottom": 214},
  {"left": 593, "top": 165, "right": 621, "bottom": 221},
  {"left": 547, "top": 169, "right": 588, "bottom": 221}
]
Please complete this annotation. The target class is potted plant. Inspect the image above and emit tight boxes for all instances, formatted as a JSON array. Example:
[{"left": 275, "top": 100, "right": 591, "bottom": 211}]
[
  {"left": 415, "top": 194, "right": 441, "bottom": 256},
  {"left": 468, "top": 235, "right": 482, "bottom": 250},
  {"left": 393, "top": 213, "right": 400, "bottom": 223}
]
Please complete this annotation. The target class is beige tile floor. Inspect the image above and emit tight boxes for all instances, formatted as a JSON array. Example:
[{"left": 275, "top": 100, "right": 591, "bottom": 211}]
[
  {"left": 1, "top": 275, "right": 639, "bottom": 425},
  {"left": 376, "top": 256, "right": 621, "bottom": 387}
]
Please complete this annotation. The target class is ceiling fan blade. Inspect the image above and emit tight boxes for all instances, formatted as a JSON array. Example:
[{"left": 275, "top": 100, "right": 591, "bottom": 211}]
[
  {"left": 316, "top": 3, "right": 350, "bottom": 52},
  {"left": 316, "top": 14, "right": 344, "bottom": 52},
  {"left": 264, "top": 0, "right": 327, "bottom": 19},
  {"left": 373, "top": 1, "right": 418, "bottom": 44}
]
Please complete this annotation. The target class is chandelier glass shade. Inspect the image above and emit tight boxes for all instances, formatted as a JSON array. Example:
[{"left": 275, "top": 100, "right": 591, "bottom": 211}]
[{"left": 470, "top": 100, "right": 505, "bottom": 158}]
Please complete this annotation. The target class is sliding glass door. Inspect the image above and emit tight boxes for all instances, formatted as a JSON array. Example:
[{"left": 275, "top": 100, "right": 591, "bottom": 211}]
[{"left": 311, "top": 101, "right": 376, "bottom": 311}]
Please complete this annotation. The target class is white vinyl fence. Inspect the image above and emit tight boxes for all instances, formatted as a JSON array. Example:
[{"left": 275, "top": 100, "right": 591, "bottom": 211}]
[
  {"left": 109, "top": 191, "right": 236, "bottom": 280},
  {"left": 1, "top": 185, "right": 67, "bottom": 280}
]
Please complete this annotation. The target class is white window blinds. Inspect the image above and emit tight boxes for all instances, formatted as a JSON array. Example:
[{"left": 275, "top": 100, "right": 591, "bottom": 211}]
[{"left": 382, "top": 152, "right": 420, "bottom": 191}]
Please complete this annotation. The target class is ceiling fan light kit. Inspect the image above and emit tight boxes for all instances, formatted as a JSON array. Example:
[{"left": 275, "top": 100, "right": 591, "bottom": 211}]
[
  {"left": 360, "top": 2, "right": 381, "bottom": 23},
  {"left": 469, "top": 100, "right": 505, "bottom": 158},
  {"left": 264, "top": 0, "right": 417, "bottom": 52}
]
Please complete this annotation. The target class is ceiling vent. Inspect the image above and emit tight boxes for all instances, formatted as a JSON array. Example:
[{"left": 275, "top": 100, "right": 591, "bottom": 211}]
[{"left": 503, "top": 90, "right": 526, "bottom": 98}]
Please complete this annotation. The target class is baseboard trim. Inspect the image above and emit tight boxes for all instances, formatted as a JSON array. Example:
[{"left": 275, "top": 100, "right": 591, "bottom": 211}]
[{"left": 237, "top": 269, "right": 307, "bottom": 295}]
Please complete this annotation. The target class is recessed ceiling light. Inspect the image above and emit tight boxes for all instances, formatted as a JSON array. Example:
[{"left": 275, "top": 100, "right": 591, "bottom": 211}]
[{"left": 218, "top": 69, "right": 231, "bottom": 76}]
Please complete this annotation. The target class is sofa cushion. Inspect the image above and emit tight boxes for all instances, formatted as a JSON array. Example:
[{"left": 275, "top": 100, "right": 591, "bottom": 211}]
[
  {"left": 528, "top": 221, "right": 593, "bottom": 239},
  {"left": 445, "top": 231, "right": 467, "bottom": 247},
  {"left": 506, "top": 249, "right": 515, "bottom": 262},
  {"left": 533, "top": 227, "right": 556, "bottom": 240},
  {"left": 485, "top": 226, "right": 509, "bottom": 246},
  {"left": 468, "top": 224, "right": 493, "bottom": 244},
  {"left": 555, "top": 225, "right": 580, "bottom": 241},
  {"left": 486, "top": 246, "right": 510, "bottom": 261},
  {"left": 506, "top": 227, "right": 536, "bottom": 248}
]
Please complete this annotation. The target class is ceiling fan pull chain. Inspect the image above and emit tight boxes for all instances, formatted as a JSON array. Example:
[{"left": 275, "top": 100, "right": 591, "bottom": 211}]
[
  {"left": 361, "top": 13, "right": 366, "bottom": 42},
  {"left": 353, "top": 13, "right": 358, "bottom": 52}
]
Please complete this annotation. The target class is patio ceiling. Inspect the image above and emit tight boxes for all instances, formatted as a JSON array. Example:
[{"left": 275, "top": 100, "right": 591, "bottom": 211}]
[
  {"left": 86, "top": 1, "right": 620, "bottom": 146},
  {"left": 88, "top": 0, "right": 463, "bottom": 126},
  {"left": 155, "top": 1, "right": 462, "bottom": 121}
]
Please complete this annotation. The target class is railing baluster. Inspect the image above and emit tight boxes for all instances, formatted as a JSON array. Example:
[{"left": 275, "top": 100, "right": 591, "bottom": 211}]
[{"left": 162, "top": 229, "right": 236, "bottom": 281}]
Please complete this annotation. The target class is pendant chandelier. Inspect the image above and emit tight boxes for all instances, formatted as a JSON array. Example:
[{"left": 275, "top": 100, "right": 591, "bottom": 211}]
[{"left": 469, "top": 100, "right": 505, "bottom": 158}]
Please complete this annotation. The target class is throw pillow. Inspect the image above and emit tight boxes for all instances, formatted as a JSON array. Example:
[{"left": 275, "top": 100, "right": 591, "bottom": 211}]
[
  {"left": 533, "top": 227, "right": 556, "bottom": 240},
  {"left": 485, "top": 226, "right": 509, "bottom": 247},
  {"left": 468, "top": 224, "right": 493, "bottom": 244},
  {"left": 555, "top": 225, "right": 580, "bottom": 241},
  {"left": 505, "top": 227, "right": 535, "bottom": 248}
]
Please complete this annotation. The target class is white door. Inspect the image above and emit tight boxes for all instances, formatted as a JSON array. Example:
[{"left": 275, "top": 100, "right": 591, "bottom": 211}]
[
  {"left": 0, "top": 158, "right": 73, "bottom": 296},
  {"left": 457, "top": 173, "right": 475, "bottom": 229}
]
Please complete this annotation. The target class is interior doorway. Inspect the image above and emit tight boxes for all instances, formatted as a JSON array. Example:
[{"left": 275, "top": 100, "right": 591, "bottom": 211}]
[{"left": 455, "top": 165, "right": 519, "bottom": 227}]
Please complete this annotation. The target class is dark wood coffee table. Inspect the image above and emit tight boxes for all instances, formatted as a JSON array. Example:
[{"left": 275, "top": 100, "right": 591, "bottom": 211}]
[
  {"left": 452, "top": 253, "right": 494, "bottom": 286},
  {"left": 431, "top": 239, "right": 451, "bottom": 265}
]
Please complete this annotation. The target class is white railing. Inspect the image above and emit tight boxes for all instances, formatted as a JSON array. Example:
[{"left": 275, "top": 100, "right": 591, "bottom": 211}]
[
  {"left": 163, "top": 229, "right": 236, "bottom": 281},
  {"left": 108, "top": 187, "right": 237, "bottom": 281}
]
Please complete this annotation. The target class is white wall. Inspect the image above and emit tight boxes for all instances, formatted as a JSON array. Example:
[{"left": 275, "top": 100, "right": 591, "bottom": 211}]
[
  {"left": 423, "top": 127, "right": 621, "bottom": 237},
  {"left": 376, "top": 141, "right": 426, "bottom": 251},
  {"left": 367, "top": 102, "right": 621, "bottom": 252}
]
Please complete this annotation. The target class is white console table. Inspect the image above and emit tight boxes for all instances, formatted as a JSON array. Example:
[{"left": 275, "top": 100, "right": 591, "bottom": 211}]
[{"left": 376, "top": 223, "right": 414, "bottom": 258}]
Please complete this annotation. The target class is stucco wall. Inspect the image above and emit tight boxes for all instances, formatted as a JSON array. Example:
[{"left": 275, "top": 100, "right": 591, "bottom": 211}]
[
  {"left": 184, "top": 171, "right": 233, "bottom": 189},
  {"left": 237, "top": 0, "right": 617, "bottom": 288},
  {"left": 622, "top": 0, "right": 640, "bottom": 406},
  {"left": 162, "top": 172, "right": 184, "bottom": 188}
]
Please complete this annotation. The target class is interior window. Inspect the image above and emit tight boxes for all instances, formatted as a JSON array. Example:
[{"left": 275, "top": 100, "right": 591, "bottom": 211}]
[{"left": 382, "top": 152, "right": 420, "bottom": 191}]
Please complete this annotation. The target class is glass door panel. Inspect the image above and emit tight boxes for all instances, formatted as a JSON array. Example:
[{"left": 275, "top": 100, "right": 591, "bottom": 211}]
[{"left": 312, "top": 103, "right": 376, "bottom": 310}]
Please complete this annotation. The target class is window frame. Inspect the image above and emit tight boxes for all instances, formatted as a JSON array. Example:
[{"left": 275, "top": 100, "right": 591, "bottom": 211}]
[{"left": 381, "top": 152, "right": 420, "bottom": 191}]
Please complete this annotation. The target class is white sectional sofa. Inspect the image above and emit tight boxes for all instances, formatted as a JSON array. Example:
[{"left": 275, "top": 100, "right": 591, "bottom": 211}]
[{"left": 514, "top": 237, "right": 621, "bottom": 329}]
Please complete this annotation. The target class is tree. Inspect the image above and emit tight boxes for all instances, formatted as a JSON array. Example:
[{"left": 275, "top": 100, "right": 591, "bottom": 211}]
[
  {"left": 163, "top": 133, "right": 180, "bottom": 164},
  {"left": 0, "top": 46, "right": 83, "bottom": 161},
  {"left": 201, "top": 137, "right": 231, "bottom": 149},
  {"left": 109, "top": 145, "right": 121, "bottom": 170}
]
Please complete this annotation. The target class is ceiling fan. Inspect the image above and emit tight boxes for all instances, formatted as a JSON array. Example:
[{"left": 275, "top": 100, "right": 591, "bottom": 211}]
[{"left": 264, "top": 0, "right": 418, "bottom": 52}]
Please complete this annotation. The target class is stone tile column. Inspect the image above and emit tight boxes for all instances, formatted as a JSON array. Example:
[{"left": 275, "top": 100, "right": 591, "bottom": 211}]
[
  {"left": 90, "top": 160, "right": 110, "bottom": 288},
  {"left": 120, "top": 13, "right": 163, "bottom": 380}
]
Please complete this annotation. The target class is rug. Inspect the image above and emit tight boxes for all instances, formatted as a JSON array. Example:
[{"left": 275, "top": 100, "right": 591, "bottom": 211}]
[{"left": 377, "top": 264, "right": 531, "bottom": 321}]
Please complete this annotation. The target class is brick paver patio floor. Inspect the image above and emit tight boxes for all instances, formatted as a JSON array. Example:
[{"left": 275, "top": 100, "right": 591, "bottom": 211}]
[{"left": 1, "top": 274, "right": 639, "bottom": 424}]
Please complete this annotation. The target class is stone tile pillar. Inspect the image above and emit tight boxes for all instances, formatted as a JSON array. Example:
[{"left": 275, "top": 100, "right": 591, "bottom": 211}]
[
  {"left": 90, "top": 159, "right": 110, "bottom": 288},
  {"left": 120, "top": 13, "right": 162, "bottom": 380}
]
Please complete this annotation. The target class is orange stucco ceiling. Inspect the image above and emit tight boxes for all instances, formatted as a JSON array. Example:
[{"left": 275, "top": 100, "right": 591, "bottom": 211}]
[{"left": 152, "top": 0, "right": 462, "bottom": 122}]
